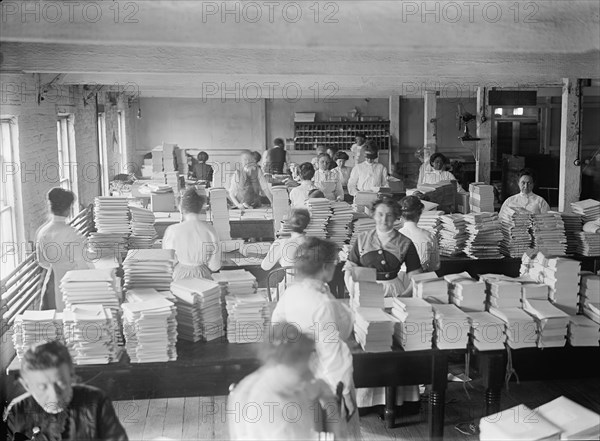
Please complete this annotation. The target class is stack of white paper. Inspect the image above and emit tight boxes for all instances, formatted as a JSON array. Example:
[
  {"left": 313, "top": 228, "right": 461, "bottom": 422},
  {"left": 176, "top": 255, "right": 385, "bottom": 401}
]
[
  {"left": 490, "top": 307, "right": 538, "bottom": 349},
  {"left": 432, "top": 304, "right": 470, "bottom": 350},
  {"left": 521, "top": 281, "right": 549, "bottom": 302},
  {"left": 571, "top": 199, "right": 600, "bottom": 223},
  {"left": 122, "top": 298, "right": 177, "bottom": 363},
  {"left": 463, "top": 212, "right": 503, "bottom": 259},
  {"left": 523, "top": 299, "right": 569, "bottom": 348},
  {"left": 125, "top": 288, "right": 176, "bottom": 303},
  {"left": 128, "top": 206, "right": 157, "bottom": 249},
  {"left": 327, "top": 201, "right": 353, "bottom": 247},
  {"left": 61, "top": 269, "right": 121, "bottom": 310},
  {"left": 90, "top": 196, "right": 131, "bottom": 254},
  {"left": 531, "top": 212, "right": 567, "bottom": 256},
  {"left": 576, "top": 231, "right": 600, "bottom": 256},
  {"left": 352, "top": 191, "right": 378, "bottom": 213},
  {"left": 225, "top": 289, "right": 270, "bottom": 343},
  {"left": 469, "top": 183, "right": 495, "bottom": 213},
  {"left": 412, "top": 272, "right": 448, "bottom": 303},
  {"left": 304, "top": 198, "right": 331, "bottom": 239},
  {"left": 468, "top": 312, "right": 506, "bottom": 351},
  {"left": 123, "top": 249, "right": 176, "bottom": 291},
  {"left": 354, "top": 307, "right": 395, "bottom": 352},
  {"left": 12, "top": 310, "right": 63, "bottom": 360},
  {"left": 438, "top": 214, "right": 468, "bottom": 257},
  {"left": 583, "top": 302, "right": 600, "bottom": 324},
  {"left": 418, "top": 211, "right": 443, "bottom": 243},
  {"left": 561, "top": 212, "right": 583, "bottom": 255},
  {"left": 352, "top": 281, "right": 385, "bottom": 309},
  {"left": 212, "top": 269, "right": 259, "bottom": 329},
  {"left": 271, "top": 187, "right": 290, "bottom": 238},
  {"left": 170, "top": 278, "right": 224, "bottom": 342},
  {"left": 152, "top": 145, "right": 163, "bottom": 172},
  {"left": 486, "top": 279, "right": 523, "bottom": 309},
  {"left": 580, "top": 274, "right": 600, "bottom": 324},
  {"left": 480, "top": 404, "right": 561, "bottom": 441},
  {"left": 63, "top": 304, "right": 117, "bottom": 365},
  {"left": 348, "top": 216, "right": 375, "bottom": 248},
  {"left": 445, "top": 272, "right": 486, "bottom": 312},
  {"left": 499, "top": 206, "right": 532, "bottom": 257},
  {"left": 209, "top": 188, "right": 231, "bottom": 240},
  {"left": 390, "top": 297, "right": 433, "bottom": 351},
  {"left": 165, "top": 172, "right": 179, "bottom": 190},
  {"left": 276, "top": 217, "right": 293, "bottom": 239},
  {"left": 567, "top": 315, "right": 599, "bottom": 347},
  {"left": 536, "top": 396, "right": 600, "bottom": 440},
  {"left": 162, "top": 143, "right": 176, "bottom": 172}
]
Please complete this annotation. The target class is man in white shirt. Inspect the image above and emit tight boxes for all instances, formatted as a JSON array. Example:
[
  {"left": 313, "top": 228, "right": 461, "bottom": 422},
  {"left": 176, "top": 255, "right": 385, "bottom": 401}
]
[{"left": 347, "top": 145, "right": 388, "bottom": 196}]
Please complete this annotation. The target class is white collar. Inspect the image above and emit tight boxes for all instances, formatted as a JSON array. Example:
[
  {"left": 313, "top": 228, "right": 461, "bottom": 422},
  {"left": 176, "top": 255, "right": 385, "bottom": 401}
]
[{"left": 50, "top": 215, "right": 68, "bottom": 223}]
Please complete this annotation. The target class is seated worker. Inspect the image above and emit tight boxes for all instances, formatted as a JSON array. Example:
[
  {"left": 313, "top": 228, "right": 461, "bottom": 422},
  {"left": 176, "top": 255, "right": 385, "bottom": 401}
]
[
  {"left": 229, "top": 150, "right": 273, "bottom": 209},
  {"left": 285, "top": 162, "right": 301, "bottom": 188},
  {"left": 189, "top": 151, "right": 214, "bottom": 186},
  {"left": 263, "top": 138, "right": 287, "bottom": 175},
  {"left": 311, "top": 145, "right": 327, "bottom": 170},
  {"left": 4, "top": 341, "right": 128, "bottom": 441},
  {"left": 421, "top": 153, "right": 466, "bottom": 194},
  {"left": 333, "top": 151, "right": 352, "bottom": 189},
  {"left": 313, "top": 153, "right": 344, "bottom": 202},
  {"left": 347, "top": 144, "right": 388, "bottom": 196},
  {"left": 289, "top": 162, "right": 317, "bottom": 208},
  {"left": 499, "top": 168, "right": 550, "bottom": 218}
]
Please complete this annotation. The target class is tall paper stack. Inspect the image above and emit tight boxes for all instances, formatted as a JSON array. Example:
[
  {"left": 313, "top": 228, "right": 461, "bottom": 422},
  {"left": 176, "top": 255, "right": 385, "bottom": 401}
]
[
  {"left": 463, "top": 212, "right": 503, "bottom": 259},
  {"left": 469, "top": 183, "right": 495, "bottom": 213},
  {"left": 271, "top": 187, "right": 290, "bottom": 238},
  {"left": 432, "top": 304, "right": 470, "bottom": 350},
  {"left": 521, "top": 281, "right": 550, "bottom": 302},
  {"left": 128, "top": 206, "right": 157, "bottom": 249},
  {"left": 90, "top": 197, "right": 130, "bottom": 255},
  {"left": 530, "top": 212, "right": 567, "bottom": 256},
  {"left": 122, "top": 298, "right": 178, "bottom": 362},
  {"left": 468, "top": 312, "right": 506, "bottom": 351},
  {"left": 12, "top": 310, "right": 63, "bottom": 360},
  {"left": 486, "top": 279, "right": 523, "bottom": 309},
  {"left": 348, "top": 216, "right": 375, "bottom": 248},
  {"left": 209, "top": 188, "right": 231, "bottom": 240},
  {"left": 225, "top": 289, "right": 270, "bottom": 343},
  {"left": 351, "top": 281, "right": 385, "bottom": 309},
  {"left": 162, "top": 143, "right": 177, "bottom": 172},
  {"left": 304, "top": 198, "right": 331, "bottom": 239},
  {"left": 170, "top": 278, "right": 224, "bottom": 342},
  {"left": 522, "top": 299, "right": 569, "bottom": 348},
  {"left": 212, "top": 269, "right": 259, "bottom": 329},
  {"left": 479, "top": 404, "right": 561, "bottom": 441},
  {"left": 561, "top": 212, "right": 583, "bottom": 255},
  {"left": 327, "top": 201, "right": 354, "bottom": 247},
  {"left": 352, "top": 191, "right": 378, "bottom": 213},
  {"left": 490, "top": 307, "right": 538, "bottom": 349},
  {"left": 353, "top": 307, "right": 395, "bottom": 352},
  {"left": 412, "top": 272, "right": 448, "bottom": 303},
  {"left": 126, "top": 288, "right": 176, "bottom": 303},
  {"left": 165, "top": 172, "right": 179, "bottom": 190},
  {"left": 61, "top": 269, "right": 121, "bottom": 310},
  {"left": 568, "top": 315, "right": 599, "bottom": 347},
  {"left": 438, "top": 214, "right": 468, "bottom": 256},
  {"left": 571, "top": 199, "right": 600, "bottom": 223},
  {"left": 418, "top": 210, "right": 443, "bottom": 242},
  {"left": 499, "top": 206, "right": 532, "bottom": 257},
  {"left": 152, "top": 145, "right": 163, "bottom": 173},
  {"left": 445, "top": 272, "right": 486, "bottom": 312},
  {"left": 123, "top": 249, "right": 176, "bottom": 291},
  {"left": 576, "top": 231, "right": 600, "bottom": 256},
  {"left": 390, "top": 297, "right": 433, "bottom": 350},
  {"left": 580, "top": 274, "right": 600, "bottom": 324},
  {"left": 63, "top": 305, "right": 117, "bottom": 365},
  {"left": 536, "top": 396, "right": 600, "bottom": 440}
]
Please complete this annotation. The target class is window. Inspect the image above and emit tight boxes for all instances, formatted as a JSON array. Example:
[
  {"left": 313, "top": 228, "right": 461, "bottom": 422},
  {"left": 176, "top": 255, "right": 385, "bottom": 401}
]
[
  {"left": 1, "top": 119, "right": 23, "bottom": 277},
  {"left": 56, "top": 115, "right": 78, "bottom": 209},
  {"left": 117, "top": 110, "right": 128, "bottom": 173},
  {"left": 98, "top": 112, "right": 110, "bottom": 195}
]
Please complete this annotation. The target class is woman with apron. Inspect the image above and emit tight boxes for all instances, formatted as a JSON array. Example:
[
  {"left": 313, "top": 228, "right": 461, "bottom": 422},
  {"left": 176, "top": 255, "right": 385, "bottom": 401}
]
[
  {"left": 36, "top": 188, "right": 91, "bottom": 312},
  {"left": 343, "top": 197, "right": 423, "bottom": 411},
  {"left": 162, "top": 188, "right": 221, "bottom": 280},
  {"left": 313, "top": 153, "right": 344, "bottom": 202}
]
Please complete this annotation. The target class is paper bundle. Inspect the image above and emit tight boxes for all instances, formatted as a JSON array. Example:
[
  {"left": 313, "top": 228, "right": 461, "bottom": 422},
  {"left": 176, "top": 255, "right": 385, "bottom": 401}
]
[
  {"left": 128, "top": 206, "right": 157, "bottom": 249},
  {"left": 170, "top": 278, "right": 224, "bottom": 342},
  {"left": 123, "top": 249, "right": 176, "bottom": 291},
  {"left": 480, "top": 404, "right": 561, "bottom": 441},
  {"left": 499, "top": 206, "right": 532, "bottom": 257},
  {"left": 12, "top": 310, "right": 63, "bottom": 360},
  {"left": 468, "top": 311, "right": 506, "bottom": 351},
  {"left": 469, "top": 183, "right": 495, "bottom": 213},
  {"left": 576, "top": 231, "right": 600, "bottom": 256},
  {"left": 162, "top": 143, "right": 177, "bottom": 172},
  {"left": 567, "top": 315, "right": 599, "bottom": 347},
  {"left": 304, "top": 198, "right": 331, "bottom": 239},
  {"left": 225, "top": 288, "right": 270, "bottom": 343},
  {"left": 438, "top": 214, "right": 468, "bottom": 257},
  {"left": 536, "top": 396, "right": 600, "bottom": 440},
  {"left": 489, "top": 307, "right": 538, "bottom": 349},
  {"left": 212, "top": 269, "right": 259, "bottom": 328},
  {"left": 560, "top": 212, "right": 583, "bottom": 255},
  {"left": 520, "top": 280, "right": 549, "bottom": 302},
  {"left": 121, "top": 298, "right": 177, "bottom": 362},
  {"left": 418, "top": 210, "right": 443, "bottom": 242},
  {"left": 530, "top": 212, "right": 567, "bottom": 256},
  {"left": 165, "top": 172, "right": 179, "bottom": 189},
  {"left": 61, "top": 269, "right": 121, "bottom": 310},
  {"left": 412, "top": 272, "right": 448, "bottom": 303},
  {"left": 327, "top": 201, "right": 354, "bottom": 246},
  {"left": 152, "top": 145, "right": 163, "bottom": 172},
  {"left": 90, "top": 196, "right": 131, "bottom": 254},
  {"left": 348, "top": 215, "right": 375, "bottom": 248},
  {"left": 353, "top": 307, "right": 395, "bottom": 352},
  {"left": 463, "top": 212, "right": 503, "bottom": 259},
  {"left": 571, "top": 199, "right": 600, "bottom": 223},
  {"left": 351, "top": 281, "right": 385, "bottom": 309},
  {"left": 390, "top": 297, "right": 433, "bottom": 351},
  {"left": 445, "top": 272, "right": 486, "bottom": 312},
  {"left": 352, "top": 191, "right": 378, "bottom": 213},
  {"left": 125, "top": 288, "right": 176, "bottom": 303},
  {"left": 486, "top": 279, "right": 522, "bottom": 309},
  {"left": 209, "top": 188, "right": 231, "bottom": 240},
  {"left": 522, "top": 299, "right": 569, "bottom": 348},
  {"left": 432, "top": 304, "right": 470, "bottom": 350}
]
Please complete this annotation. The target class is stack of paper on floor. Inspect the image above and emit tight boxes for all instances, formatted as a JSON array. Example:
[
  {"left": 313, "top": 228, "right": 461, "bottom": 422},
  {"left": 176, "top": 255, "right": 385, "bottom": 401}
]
[
  {"left": 128, "top": 206, "right": 157, "bottom": 249},
  {"left": 63, "top": 304, "right": 117, "bottom": 364},
  {"left": 536, "top": 396, "right": 600, "bottom": 440},
  {"left": 304, "top": 198, "right": 331, "bottom": 239},
  {"left": 121, "top": 298, "right": 177, "bottom": 362},
  {"left": 90, "top": 196, "right": 131, "bottom": 253},
  {"left": 125, "top": 288, "right": 176, "bottom": 303},
  {"left": 580, "top": 274, "right": 600, "bottom": 324},
  {"left": 560, "top": 212, "right": 583, "bottom": 255},
  {"left": 352, "top": 191, "right": 378, "bottom": 213},
  {"left": 390, "top": 298, "right": 433, "bottom": 350},
  {"left": 123, "top": 248, "right": 175, "bottom": 291},
  {"left": 567, "top": 315, "right": 599, "bottom": 347},
  {"left": 438, "top": 214, "right": 468, "bottom": 257},
  {"left": 432, "top": 304, "right": 470, "bottom": 350},
  {"left": 530, "top": 212, "right": 567, "bottom": 256},
  {"left": 490, "top": 307, "right": 538, "bottom": 349},
  {"left": 486, "top": 279, "right": 523, "bottom": 309},
  {"left": 352, "top": 281, "right": 385, "bottom": 309},
  {"left": 469, "top": 183, "right": 495, "bottom": 213},
  {"left": 348, "top": 215, "right": 375, "bottom": 248},
  {"left": 170, "top": 278, "right": 224, "bottom": 342},
  {"left": 354, "top": 307, "right": 395, "bottom": 352},
  {"left": 212, "top": 269, "right": 259, "bottom": 329},
  {"left": 576, "top": 231, "right": 600, "bottom": 256},
  {"left": 445, "top": 272, "right": 486, "bottom": 312},
  {"left": 225, "top": 288, "right": 270, "bottom": 343},
  {"left": 61, "top": 269, "right": 121, "bottom": 310},
  {"left": 499, "top": 206, "right": 532, "bottom": 257},
  {"left": 571, "top": 199, "right": 600, "bottom": 223},
  {"left": 412, "top": 272, "right": 448, "bottom": 303},
  {"left": 327, "top": 201, "right": 354, "bottom": 247},
  {"left": 463, "top": 212, "right": 503, "bottom": 259},
  {"left": 209, "top": 188, "right": 231, "bottom": 240},
  {"left": 271, "top": 187, "right": 290, "bottom": 238},
  {"left": 468, "top": 312, "right": 506, "bottom": 351},
  {"left": 479, "top": 404, "right": 561, "bottom": 441},
  {"left": 12, "top": 310, "right": 63, "bottom": 360},
  {"left": 523, "top": 299, "right": 569, "bottom": 348}
]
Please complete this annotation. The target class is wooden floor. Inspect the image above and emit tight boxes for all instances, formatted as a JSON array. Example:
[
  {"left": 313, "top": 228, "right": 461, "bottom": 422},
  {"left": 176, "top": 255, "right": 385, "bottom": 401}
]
[{"left": 113, "top": 375, "right": 600, "bottom": 440}]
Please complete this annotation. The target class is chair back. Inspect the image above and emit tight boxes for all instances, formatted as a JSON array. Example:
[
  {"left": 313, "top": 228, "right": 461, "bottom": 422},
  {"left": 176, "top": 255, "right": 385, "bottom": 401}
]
[{"left": 266, "top": 266, "right": 296, "bottom": 302}]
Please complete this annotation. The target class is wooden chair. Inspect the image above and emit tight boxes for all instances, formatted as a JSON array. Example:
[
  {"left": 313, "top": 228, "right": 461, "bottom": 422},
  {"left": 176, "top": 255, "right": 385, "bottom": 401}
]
[{"left": 266, "top": 266, "right": 296, "bottom": 302}]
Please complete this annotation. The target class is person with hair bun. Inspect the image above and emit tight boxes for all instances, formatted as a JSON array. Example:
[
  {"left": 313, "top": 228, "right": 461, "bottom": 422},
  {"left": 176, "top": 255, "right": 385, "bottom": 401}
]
[
  {"left": 347, "top": 144, "right": 388, "bottom": 196},
  {"left": 162, "top": 188, "right": 221, "bottom": 280},
  {"left": 398, "top": 195, "right": 440, "bottom": 272},
  {"left": 189, "top": 151, "right": 213, "bottom": 186},
  {"left": 421, "top": 152, "right": 466, "bottom": 193},
  {"left": 499, "top": 168, "right": 550, "bottom": 218},
  {"left": 289, "top": 162, "right": 317, "bottom": 208},
  {"left": 36, "top": 187, "right": 92, "bottom": 311},
  {"left": 261, "top": 208, "right": 310, "bottom": 273}
]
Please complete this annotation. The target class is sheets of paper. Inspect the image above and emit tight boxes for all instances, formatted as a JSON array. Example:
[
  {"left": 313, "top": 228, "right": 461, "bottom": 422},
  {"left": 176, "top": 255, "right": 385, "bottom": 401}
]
[
  {"left": 499, "top": 206, "right": 532, "bottom": 258},
  {"left": 304, "top": 198, "right": 331, "bottom": 239},
  {"left": 522, "top": 299, "right": 569, "bottom": 348},
  {"left": 390, "top": 297, "right": 433, "bottom": 351},
  {"left": 152, "top": 145, "right": 163, "bottom": 172},
  {"left": 170, "top": 278, "right": 224, "bottom": 342},
  {"left": 125, "top": 288, "right": 176, "bottom": 303},
  {"left": 348, "top": 215, "right": 375, "bottom": 248},
  {"left": 432, "top": 304, "right": 470, "bottom": 350},
  {"left": 582, "top": 302, "right": 600, "bottom": 324},
  {"left": 567, "top": 315, "right": 599, "bottom": 347},
  {"left": 351, "top": 281, "right": 385, "bottom": 309},
  {"left": 536, "top": 396, "right": 600, "bottom": 440},
  {"left": 352, "top": 191, "right": 378, "bottom": 213},
  {"left": 479, "top": 404, "right": 561, "bottom": 441},
  {"left": 212, "top": 269, "right": 259, "bottom": 332},
  {"left": 531, "top": 212, "right": 567, "bottom": 256},
  {"left": 94, "top": 196, "right": 131, "bottom": 234},
  {"left": 469, "top": 183, "right": 495, "bottom": 213},
  {"left": 122, "top": 298, "right": 177, "bottom": 363},
  {"left": 438, "top": 214, "right": 468, "bottom": 257},
  {"left": 63, "top": 304, "right": 117, "bottom": 365},
  {"left": 445, "top": 272, "right": 486, "bottom": 312},
  {"left": 354, "top": 307, "right": 395, "bottom": 352},
  {"left": 209, "top": 188, "right": 231, "bottom": 240},
  {"left": 468, "top": 312, "right": 506, "bottom": 351},
  {"left": 560, "top": 212, "right": 583, "bottom": 255},
  {"left": 580, "top": 274, "right": 600, "bottom": 305},
  {"left": 12, "top": 310, "right": 63, "bottom": 360},
  {"left": 486, "top": 279, "right": 523, "bottom": 309},
  {"left": 61, "top": 269, "right": 121, "bottom": 309},
  {"left": 571, "top": 199, "right": 600, "bottom": 223},
  {"left": 490, "top": 307, "right": 537, "bottom": 349},
  {"left": 521, "top": 282, "right": 549, "bottom": 302},
  {"left": 463, "top": 212, "right": 503, "bottom": 259},
  {"left": 418, "top": 211, "right": 443, "bottom": 240},
  {"left": 271, "top": 187, "right": 290, "bottom": 238},
  {"left": 412, "top": 272, "right": 448, "bottom": 303},
  {"left": 123, "top": 249, "right": 176, "bottom": 291},
  {"left": 576, "top": 232, "right": 600, "bottom": 256},
  {"left": 327, "top": 201, "right": 354, "bottom": 247},
  {"left": 128, "top": 206, "right": 157, "bottom": 249},
  {"left": 225, "top": 289, "right": 270, "bottom": 343}
]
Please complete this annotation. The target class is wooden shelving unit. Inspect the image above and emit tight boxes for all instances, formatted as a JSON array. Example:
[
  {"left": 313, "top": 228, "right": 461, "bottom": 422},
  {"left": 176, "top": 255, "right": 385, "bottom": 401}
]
[{"left": 293, "top": 121, "right": 390, "bottom": 151}]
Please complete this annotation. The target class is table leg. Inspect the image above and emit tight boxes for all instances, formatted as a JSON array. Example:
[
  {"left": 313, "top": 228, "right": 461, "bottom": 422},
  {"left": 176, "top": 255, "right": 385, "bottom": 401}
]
[
  {"left": 429, "top": 351, "right": 448, "bottom": 441},
  {"left": 384, "top": 386, "right": 396, "bottom": 428},
  {"left": 485, "top": 387, "right": 501, "bottom": 416}
]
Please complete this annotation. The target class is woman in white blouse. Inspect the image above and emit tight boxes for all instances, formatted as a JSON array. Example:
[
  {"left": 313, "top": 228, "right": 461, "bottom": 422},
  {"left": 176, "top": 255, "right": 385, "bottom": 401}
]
[
  {"left": 261, "top": 208, "right": 309, "bottom": 274},
  {"left": 398, "top": 196, "right": 440, "bottom": 273},
  {"left": 313, "top": 154, "right": 344, "bottom": 202},
  {"left": 421, "top": 153, "right": 466, "bottom": 194},
  {"left": 347, "top": 144, "right": 388, "bottom": 196},
  {"left": 499, "top": 168, "right": 550, "bottom": 218},
  {"left": 289, "top": 162, "right": 317, "bottom": 208}
]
